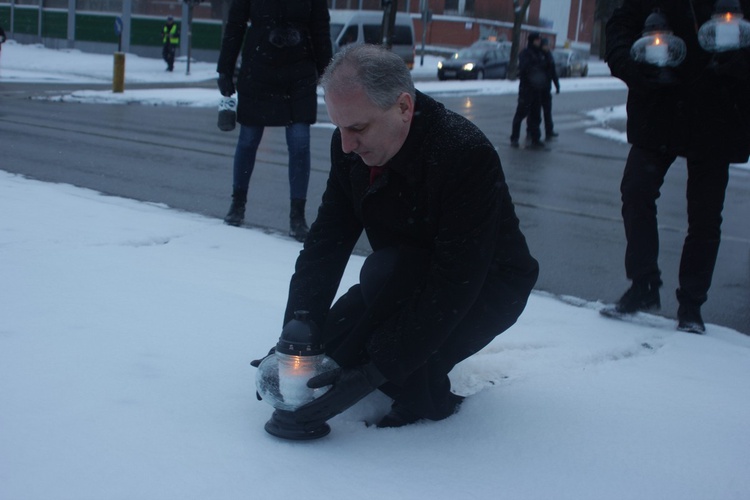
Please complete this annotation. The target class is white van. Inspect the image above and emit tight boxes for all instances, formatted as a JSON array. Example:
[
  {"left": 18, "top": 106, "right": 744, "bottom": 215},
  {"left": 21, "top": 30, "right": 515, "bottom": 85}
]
[{"left": 329, "top": 10, "right": 416, "bottom": 68}]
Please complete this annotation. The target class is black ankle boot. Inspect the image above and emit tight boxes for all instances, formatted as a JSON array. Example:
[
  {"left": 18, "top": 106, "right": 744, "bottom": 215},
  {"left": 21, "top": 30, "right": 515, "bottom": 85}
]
[
  {"left": 289, "top": 198, "right": 309, "bottom": 242},
  {"left": 224, "top": 189, "right": 247, "bottom": 227},
  {"left": 614, "top": 280, "right": 661, "bottom": 314}
]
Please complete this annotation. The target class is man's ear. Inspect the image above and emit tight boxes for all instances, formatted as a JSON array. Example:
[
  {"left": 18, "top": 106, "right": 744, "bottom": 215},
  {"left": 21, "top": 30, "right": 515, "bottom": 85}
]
[{"left": 397, "top": 92, "right": 414, "bottom": 120}]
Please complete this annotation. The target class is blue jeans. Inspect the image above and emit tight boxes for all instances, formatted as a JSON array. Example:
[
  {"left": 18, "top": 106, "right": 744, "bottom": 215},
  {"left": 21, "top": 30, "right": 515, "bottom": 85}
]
[{"left": 232, "top": 123, "right": 311, "bottom": 200}]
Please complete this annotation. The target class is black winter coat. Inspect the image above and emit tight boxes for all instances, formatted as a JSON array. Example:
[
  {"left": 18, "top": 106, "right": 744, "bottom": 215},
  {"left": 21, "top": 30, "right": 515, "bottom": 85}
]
[
  {"left": 606, "top": 0, "right": 750, "bottom": 163},
  {"left": 216, "top": 0, "right": 332, "bottom": 126},
  {"left": 284, "top": 91, "right": 539, "bottom": 384},
  {"left": 518, "top": 41, "right": 549, "bottom": 92}
]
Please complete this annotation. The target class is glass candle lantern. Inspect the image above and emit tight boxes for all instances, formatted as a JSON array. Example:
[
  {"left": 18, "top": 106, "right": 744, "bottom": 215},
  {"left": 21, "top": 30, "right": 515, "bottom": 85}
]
[
  {"left": 255, "top": 310, "right": 338, "bottom": 440},
  {"left": 630, "top": 10, "right": 687, "bottom": 67},
  {"left": 698, "top": 0, "right": 750, "bottom": 52}
]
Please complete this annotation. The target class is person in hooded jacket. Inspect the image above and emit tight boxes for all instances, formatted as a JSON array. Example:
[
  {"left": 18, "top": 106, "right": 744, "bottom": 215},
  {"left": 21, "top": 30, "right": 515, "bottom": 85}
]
[
  {"left": 216, "top": 0, "right": 331, "bottom": 241},
  {"left": 263, "top": 44, "right": 538, "bottom": 430},
  {"left": 510, "top": 33, "right": 549, "bottom": 149},
  {"left": 603, "top": 0, "right": 750, "bottom": 333}
]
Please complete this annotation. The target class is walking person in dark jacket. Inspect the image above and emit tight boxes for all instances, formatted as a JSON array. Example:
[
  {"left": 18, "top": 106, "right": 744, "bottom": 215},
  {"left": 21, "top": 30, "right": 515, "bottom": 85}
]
[
  {"left": 216, "top": 0, "right": 331, "bottom": 241},
  {"left": 602, "top": 0, "right": 750, "bottom": 333},
  {"left": 510, "top": 33, "right": 548, "bottom": 148},
  {"left": 539, "top": 38, "right": 560, "bottom": 140},
  {"left": 273, "top": 44, "right": 538, "bottom": 430},
  {"left": 161, "top": 17, "right": 179, "bottom": 72}
]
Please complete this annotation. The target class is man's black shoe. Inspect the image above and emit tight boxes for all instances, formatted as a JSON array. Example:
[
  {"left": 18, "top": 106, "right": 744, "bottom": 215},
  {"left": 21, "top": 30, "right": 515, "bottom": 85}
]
[
  {"left": 376, "top": 403, "right": 423, "bottom": 428},
  {"left": 527, "top": 139, "right": 545, "bottom": 150},
  {"left": 510, "top": 137, "right": 519, "bottom": 148},
  {"left": 614, "top": 281, "right": 661, "bottom": 314},
  {"left": 677, "top": 304, "right": 705, "bottom": 334},
  {"left": 546, "top": 131, "right": 559, "bottom": 140}
]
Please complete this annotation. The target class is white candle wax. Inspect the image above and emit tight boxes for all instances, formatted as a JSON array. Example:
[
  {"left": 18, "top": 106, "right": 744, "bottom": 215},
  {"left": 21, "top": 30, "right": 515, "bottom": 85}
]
[
  {"left": 715, "top": 21, "right": 740, "bottom": 49},
  {"left": 645, "top": 40, "right": 668, "bottom": 65},
  {"left": 278, "top": 355, "right": 316, "bottom": 408}
]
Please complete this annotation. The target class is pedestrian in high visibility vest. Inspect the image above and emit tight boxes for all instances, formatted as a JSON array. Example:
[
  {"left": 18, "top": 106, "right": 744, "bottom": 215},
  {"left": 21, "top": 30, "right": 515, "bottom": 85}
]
[{"left": 162, "top": 16, "right": 180, "bottom": 72}]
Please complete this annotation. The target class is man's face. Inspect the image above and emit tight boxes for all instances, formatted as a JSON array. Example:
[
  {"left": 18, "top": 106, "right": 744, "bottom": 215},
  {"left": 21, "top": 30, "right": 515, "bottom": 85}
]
[{"left": 325, "top": 85, "right": 414, "bottom": 167}]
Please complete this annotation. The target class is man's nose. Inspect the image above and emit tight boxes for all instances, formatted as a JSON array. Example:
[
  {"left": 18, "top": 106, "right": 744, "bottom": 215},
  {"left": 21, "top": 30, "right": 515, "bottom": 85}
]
[{"left": 339, "top": 130, "right": 357, "bottom": 154}]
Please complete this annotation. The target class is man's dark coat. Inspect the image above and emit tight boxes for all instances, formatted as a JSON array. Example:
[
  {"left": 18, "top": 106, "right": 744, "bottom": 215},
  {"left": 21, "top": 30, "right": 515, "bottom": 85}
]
[{"left": 284, "top": 91, "right": 539, "bottom": 385}]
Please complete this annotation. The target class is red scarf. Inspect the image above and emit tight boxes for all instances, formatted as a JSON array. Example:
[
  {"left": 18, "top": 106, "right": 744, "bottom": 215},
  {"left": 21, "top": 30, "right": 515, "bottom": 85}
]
[{"left": 369, "top": 165, "right": 387, "bottom": 185}]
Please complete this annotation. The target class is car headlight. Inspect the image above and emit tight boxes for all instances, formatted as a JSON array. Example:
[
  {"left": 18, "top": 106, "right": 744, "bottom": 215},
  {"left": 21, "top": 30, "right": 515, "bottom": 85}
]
[
  {"left": 463, "top": 63, "right": 475, "bottom": 71},
  {"left": 437, "top": 61, "right": 443, "bottom": 69}
]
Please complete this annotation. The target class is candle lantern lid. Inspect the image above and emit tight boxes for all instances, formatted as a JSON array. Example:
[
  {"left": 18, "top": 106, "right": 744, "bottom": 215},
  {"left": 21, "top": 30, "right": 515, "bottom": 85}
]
[
  {"left": 714, "top": 0, "right": 743, "bottom": 15},
  {"left": 642, "top": 10, "right": 672, "bottom": 34},
  {"left": 276, "top": 310, "right": 324, "bottom": 356}
]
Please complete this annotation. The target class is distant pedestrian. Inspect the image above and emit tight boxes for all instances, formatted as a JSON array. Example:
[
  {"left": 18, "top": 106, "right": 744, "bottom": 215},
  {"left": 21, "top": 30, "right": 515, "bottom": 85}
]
[
  {"left": 0, "top": 25, "right": 6, "bottom": 75},
  {"left": 510, "top": 33, "right": 547, "bottom": 149},
  {"left": 539, "top": 38, "right": 560, "bottom": 140},
  {"left": 162, "top": 16, "right": 179, "bottom": 72}
]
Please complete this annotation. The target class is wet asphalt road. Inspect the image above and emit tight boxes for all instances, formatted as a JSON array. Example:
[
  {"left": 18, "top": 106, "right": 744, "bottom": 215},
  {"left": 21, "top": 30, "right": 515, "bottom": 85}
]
[{"left": 1, "top": 82, "right": 748, "bottom": 334}]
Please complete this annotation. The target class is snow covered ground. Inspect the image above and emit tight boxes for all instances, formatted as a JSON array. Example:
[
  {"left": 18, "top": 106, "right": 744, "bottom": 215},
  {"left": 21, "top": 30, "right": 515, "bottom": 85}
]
[{"left": 1, "top": 41, "right": 750, "bottom": 500}]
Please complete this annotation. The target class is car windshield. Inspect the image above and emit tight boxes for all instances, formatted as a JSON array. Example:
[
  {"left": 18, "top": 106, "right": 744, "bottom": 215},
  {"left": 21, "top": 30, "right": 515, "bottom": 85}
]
[{"left": 454, "top": 49, "right": 485, "bottom": 60}]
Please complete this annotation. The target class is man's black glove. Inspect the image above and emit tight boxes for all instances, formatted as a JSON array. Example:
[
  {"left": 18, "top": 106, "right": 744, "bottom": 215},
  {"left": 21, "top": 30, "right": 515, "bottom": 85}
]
[
  {"left": 250, "top": 347, "right": 275, "bottom": 368},
  {"left": 710, "top": 50, "right": 749, "bottom": 80},
  {"left": 293, "top": 363, "right": 386, "bottom": 424},
  {"left": 217, "top": 73, "right": 235, "bottom": 97},
  {"left": 250, "top": 347, "right": 275, "bottom": 401},
  {"left": 627, "top": 61, "right": 680, "bottom": 89}
]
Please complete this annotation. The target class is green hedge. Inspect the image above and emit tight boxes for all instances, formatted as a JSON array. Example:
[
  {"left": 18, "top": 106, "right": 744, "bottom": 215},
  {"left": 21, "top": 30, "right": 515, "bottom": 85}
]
[{"left": 0, "top": 6, "right": 222, "bottom": 49}]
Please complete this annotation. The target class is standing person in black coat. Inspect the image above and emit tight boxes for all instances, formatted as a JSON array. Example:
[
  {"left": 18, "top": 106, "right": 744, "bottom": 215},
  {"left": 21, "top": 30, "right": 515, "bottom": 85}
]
[
  {"left": 216, "top": 0, "right": 332, "bottom": 241},
  {"left": 510, "top": 33, "right": 548, "bottom": 148},
  {"left": 603, "top": 0, "right": 750, "bottom": 333},
  {"left": 539, "top": 38, "right": 560, "bottom": 140},
  {"left": 271, "top": 44, "right": 538, "bottom": 430}
]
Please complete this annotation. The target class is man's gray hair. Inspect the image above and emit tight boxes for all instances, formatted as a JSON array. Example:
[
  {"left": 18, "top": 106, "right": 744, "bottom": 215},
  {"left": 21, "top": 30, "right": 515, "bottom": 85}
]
[{"left": 320, "top": 44, "right": 416, "bottom": 110}]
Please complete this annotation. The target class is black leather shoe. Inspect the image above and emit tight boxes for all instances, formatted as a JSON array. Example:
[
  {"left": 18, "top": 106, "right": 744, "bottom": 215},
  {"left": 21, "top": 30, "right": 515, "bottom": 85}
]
[
  {"left": 677, "top": 304, "right": 705, "bottom": 334},
  {"left": 614, "top": 281, "right": 661, "bottom": 314},
  {"left": 376, "top": 404, "right": 423, "bottom": 428}
]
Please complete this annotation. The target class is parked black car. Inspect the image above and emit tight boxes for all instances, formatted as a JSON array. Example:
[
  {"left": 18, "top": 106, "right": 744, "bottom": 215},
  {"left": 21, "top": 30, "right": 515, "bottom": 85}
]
[
  {"left": 437, "top": 42, "right": 510, "bottom": 80},
  {"left": 552, "top": 49, "right": 589, "bottom": 77}
]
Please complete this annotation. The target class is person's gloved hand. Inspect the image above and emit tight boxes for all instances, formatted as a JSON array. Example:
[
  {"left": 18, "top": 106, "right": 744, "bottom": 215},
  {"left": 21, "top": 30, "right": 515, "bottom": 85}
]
[
  {"left": 217, "top": 73, "right": 235, "bottom": 97},
  {"left": 250, "top": 347, "right": 275, "bottom": 401},
  {"left": 293, "top": 363, "right": 386, "bottom": 424},
  {"left": 628, "top": 61, "right": 680, "bottom": 89},
  {"left": 710, "top": 50, "right": 749, "bottom": 80},
  {"left": 250, "top": 347, "right": 275, "bottom": 368}
]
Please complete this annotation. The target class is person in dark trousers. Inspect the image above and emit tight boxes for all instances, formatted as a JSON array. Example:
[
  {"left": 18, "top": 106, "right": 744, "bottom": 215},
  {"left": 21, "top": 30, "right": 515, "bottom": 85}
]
[
  {"left": 161, "top": 16, "right": 179, "bottom": 72},
  {"left": 216, "top": 0, "right": 332, "bottom": 241},
  {"left": 603, "top": 0, "right": 750, "bottom": 333},
  {"left": 510, "top": 33, "right": 548, "bottom": 149},
  {"left": 271, "top": 44, "right": 538, "bottom": 430},
  {"left": 539, "top": 38, "right": 560, "bottom": 140}
]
